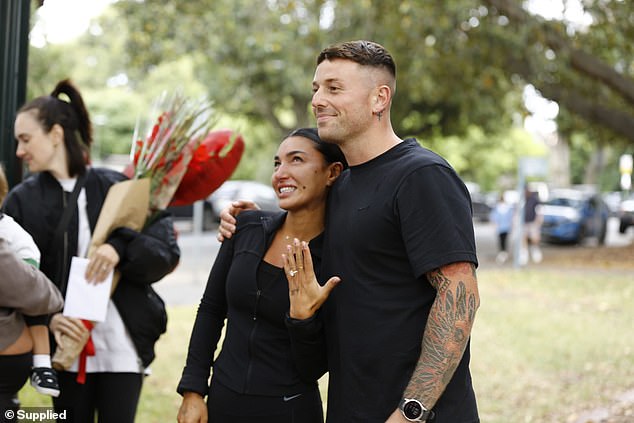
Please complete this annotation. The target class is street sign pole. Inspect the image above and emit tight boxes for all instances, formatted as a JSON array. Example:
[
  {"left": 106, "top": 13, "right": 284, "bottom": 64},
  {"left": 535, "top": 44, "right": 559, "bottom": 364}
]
[{"left": 620, "top": 154, "right": 632, "bottom": 196}]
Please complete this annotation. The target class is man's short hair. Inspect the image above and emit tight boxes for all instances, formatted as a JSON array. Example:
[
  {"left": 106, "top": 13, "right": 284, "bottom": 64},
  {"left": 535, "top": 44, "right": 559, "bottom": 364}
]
[{"left": 317, "top": 40, "right": 396, "bottom": 80}]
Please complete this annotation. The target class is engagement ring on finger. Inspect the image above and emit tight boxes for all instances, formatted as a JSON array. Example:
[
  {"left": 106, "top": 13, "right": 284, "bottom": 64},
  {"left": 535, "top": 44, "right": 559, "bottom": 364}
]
[{"left": 289, "top": 270, "right": 298, "bottom": 276}]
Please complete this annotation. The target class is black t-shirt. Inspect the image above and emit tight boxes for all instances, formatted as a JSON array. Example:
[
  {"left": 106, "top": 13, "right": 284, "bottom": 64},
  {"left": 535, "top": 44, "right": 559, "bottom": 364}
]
[
  {"left": 524, "top": 192, "right": 540, "bottom": 223},
  {"left": 320, "top": 139, "right": 479, "bottom": 422}
]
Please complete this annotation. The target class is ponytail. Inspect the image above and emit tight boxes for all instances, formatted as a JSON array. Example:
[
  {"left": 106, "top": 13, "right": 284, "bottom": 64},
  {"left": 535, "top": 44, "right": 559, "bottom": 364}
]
[
  {"left": 18, "top": 79, "right": 92, "bottom": 176},
  {"left": 51, "top": 79, "right": 93, "bottom": 149}
]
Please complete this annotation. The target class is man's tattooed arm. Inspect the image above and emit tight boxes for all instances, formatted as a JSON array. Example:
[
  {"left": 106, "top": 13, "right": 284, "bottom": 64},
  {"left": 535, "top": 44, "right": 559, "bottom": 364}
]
[{"left": 404, "top": 261, "right": 480, "bottom": 410}]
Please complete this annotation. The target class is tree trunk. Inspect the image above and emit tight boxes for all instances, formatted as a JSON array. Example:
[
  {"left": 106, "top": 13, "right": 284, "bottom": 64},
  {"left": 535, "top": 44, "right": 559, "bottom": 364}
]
[
  {"left": 548, "top": 133, "right": 570, "bottom": 188},
  {"left": 482, "top": 0, "right": 634, "bottom": 145},
  {"left": 583, "top": 146, "right": 606, "bottom": 186}
]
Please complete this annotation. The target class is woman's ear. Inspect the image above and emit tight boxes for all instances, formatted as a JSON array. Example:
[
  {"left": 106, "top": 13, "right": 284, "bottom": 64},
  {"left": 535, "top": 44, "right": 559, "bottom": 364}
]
[{"left": 50, "top": 123, "right": 65, "bottom": 147}]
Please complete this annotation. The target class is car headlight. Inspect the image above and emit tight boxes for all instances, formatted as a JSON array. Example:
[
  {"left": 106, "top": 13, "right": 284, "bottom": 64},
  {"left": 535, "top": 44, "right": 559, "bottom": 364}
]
[{"left": 559, "top": 209, "right": 581, "bottom": 221}]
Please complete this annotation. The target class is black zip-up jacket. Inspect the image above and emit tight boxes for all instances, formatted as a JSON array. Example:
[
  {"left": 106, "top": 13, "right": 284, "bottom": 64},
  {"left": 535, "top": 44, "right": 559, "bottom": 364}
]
[
  {"left": 2, "top": 168, "right": 180, "bottom": 367},
  {"left": 177, "top": 210, "right": 325, "bottom": 397}
]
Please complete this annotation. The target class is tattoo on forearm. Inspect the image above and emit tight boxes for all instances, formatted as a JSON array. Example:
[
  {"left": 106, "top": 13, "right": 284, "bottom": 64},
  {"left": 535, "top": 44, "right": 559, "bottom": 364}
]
[{"left": 406, "top": 263, "right": 479, "bottom": 407}]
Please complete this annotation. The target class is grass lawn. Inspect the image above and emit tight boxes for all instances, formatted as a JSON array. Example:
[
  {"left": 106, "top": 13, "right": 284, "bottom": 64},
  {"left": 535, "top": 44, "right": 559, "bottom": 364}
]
[
  {"left": 17, "top": 266, "right": 634, "bottom": 422},
  {"left": 471, "top": 267, "right": 634, "bottom": 422}
]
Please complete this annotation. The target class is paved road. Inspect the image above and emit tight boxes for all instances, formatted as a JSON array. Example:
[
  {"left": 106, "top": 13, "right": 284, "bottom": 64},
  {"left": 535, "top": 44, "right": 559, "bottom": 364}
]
[
  {"left": 156, "top": 217, "right": 633, "bottom": 306},
  {"left": 474, "top": 216, "right": 632, "bottom": 262},
  {"left": 154, "top": 222, "right": 221, "bottom": 306}
]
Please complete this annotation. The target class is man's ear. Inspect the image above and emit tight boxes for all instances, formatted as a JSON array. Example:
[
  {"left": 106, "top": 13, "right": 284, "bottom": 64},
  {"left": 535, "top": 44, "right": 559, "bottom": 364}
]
[
  {"left": 372, "top": 84, "right": 391, "bottom": 115},
  {"left": 327, "top": 162, "right": 344, "bottom": 185}
]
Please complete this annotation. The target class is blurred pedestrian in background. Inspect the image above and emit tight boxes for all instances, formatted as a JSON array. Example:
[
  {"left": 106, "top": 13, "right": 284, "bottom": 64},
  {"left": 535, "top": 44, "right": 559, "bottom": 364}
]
[
  {"left": 522, "top": 185, "right": 543, "bottom": 264},
  {"left": 489, "top": 192, "right": 515, "bottom": 264}
]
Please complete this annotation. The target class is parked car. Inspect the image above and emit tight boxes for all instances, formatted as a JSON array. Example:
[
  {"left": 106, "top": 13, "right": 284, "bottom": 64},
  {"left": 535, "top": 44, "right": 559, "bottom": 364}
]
[
  {"left": 167, "top": 201, "right": 216, "bottom": 231},
  {"left": 618, "top": 193, "right": 634, "bottom": 234},
  {"left": 602, "top": 191, "right": 623, "bottom": 217},
  {"left": 465, "top": 182, "right": 495, "bottom": 222},
  {"left": 208, "top": 180, "right": 280, "bottom": 221},
  {"left": 470, "top": 192, "right": 495, "bottom": 222},
  {"left": 540, "top": 189, "right": 609, "bottom": 244},
  {"left": 167, "top": 180, "right": 280, "bottom": 231}
]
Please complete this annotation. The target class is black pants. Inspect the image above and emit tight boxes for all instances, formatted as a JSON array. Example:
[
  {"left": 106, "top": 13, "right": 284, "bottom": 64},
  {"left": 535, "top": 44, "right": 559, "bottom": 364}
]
[
  {"left": 498, "top": 231, "right": 509, "bottom": 252},
  {"left": 208, "top": 380, "right": 323, "bottom": 423},
  {"left": 0, "top": 353, "right": 31, "bottom": 423},
  {"left": 53, "top": 372, "right": 143, "bottom": 423}
]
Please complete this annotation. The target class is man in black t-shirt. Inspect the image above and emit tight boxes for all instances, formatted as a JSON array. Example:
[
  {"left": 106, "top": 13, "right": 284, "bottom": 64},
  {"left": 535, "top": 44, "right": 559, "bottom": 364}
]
[
  {"left": 219, "top": 41, "right": 480, "bottom": 423},
  {"left": 522, "top": 186, "right": 543, "bottom": 264}
]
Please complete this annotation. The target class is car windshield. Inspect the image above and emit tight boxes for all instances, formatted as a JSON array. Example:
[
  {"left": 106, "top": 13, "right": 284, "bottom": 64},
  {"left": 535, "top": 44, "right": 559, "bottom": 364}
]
[
  {"left": 213, "top": 184, "right": 240, "bottom": 198},
  {"left": 545, "top": 197, "right": 584, "bottom": 208}
]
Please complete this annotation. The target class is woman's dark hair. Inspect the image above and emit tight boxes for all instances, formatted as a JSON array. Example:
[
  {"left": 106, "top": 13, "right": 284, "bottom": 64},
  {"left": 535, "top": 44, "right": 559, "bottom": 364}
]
[
  {"left": 285, "top": 127, "right": 348, "bottom": 169},
  {"left": 18, "top": 79, "right": 92, "bottom": 177}
]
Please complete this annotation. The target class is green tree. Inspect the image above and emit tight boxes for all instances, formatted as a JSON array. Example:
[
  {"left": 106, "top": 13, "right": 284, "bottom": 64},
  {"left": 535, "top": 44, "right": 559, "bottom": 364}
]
[
  {"left": 26, "top": 0, "right": 633, "bottom": 188},
  {"left": 480, "top": 0, "right": 634, "bottom": 146},
  {"left": 111, "top": 0, "right": 524, "bottom": 139},
  {"left": 112, "top": 0, "right": 634, "bottom": 145}
]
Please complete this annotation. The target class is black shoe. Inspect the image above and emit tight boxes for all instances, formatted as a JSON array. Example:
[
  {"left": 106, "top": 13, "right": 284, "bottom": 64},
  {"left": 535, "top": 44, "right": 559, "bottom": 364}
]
[{"left": 30, "top": 367, "right": 60, "bottom": 397}]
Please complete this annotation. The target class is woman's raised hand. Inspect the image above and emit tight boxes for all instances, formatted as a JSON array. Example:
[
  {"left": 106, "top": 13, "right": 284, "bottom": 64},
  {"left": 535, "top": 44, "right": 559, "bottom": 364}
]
[{"left": 283, "top": 239, "right": 340, "bottom": 320}]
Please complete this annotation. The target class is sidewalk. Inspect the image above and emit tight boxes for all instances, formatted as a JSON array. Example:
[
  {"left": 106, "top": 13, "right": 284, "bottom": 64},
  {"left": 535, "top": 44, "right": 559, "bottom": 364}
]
[
  {"left": 154, "top": 224, "right": 221, "bottom": 306},
  {"left": 156, "top": 220, "right": 633, "bottom": 306},
  {"left": 157, "top": 221, "right": 502, "bottom": 306}
]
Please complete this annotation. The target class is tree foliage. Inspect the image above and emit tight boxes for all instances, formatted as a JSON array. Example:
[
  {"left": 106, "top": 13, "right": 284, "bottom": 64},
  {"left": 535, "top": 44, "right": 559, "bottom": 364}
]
[
  {"left": 109, "top": 0, "right": 525, "bottom": 139},
  {"left": 26, "top": 0, "right": 634, "bottom": 190},
  {"left": 480, "top": 0, "right": 634, "bottom": 146},
  {"left": 108, "top": 0, "right": 634, "bottom": 146}
]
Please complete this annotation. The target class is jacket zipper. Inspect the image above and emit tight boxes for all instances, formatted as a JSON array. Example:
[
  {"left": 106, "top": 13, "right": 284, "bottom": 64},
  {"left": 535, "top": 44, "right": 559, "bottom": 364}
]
[
  {"left": 244, "top": 288, "right": 262, "bottom": 393},
  {"left": 252, "top": 289, "right": 262, "bottom": 321},
  {"left": 245, "top": 223, "right": 270, "bottom": 393}
]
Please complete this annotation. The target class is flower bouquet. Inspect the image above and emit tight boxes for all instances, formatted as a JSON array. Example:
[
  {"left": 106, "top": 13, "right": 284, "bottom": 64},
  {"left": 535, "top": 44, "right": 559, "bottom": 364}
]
[
  {"left": 126, "top": 92, "right": 219, "bottom": 213},
  {"left": 121, "top": 94, "right": 245, "bottom": 212},
  {"left": 87, "top": 92, "right": 222, "bottom": 265}
]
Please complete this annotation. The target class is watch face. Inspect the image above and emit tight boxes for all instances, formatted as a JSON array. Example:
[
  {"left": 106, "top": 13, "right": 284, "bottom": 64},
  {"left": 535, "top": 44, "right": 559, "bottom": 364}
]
[{"left": 403, "top": 400, "right": 423, "bottom": 419}]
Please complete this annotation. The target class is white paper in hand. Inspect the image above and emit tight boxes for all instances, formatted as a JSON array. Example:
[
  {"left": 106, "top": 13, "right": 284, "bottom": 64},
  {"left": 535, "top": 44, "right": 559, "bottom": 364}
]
[{"left": 62, "top": 256, "right": 113, "bottom": 322}]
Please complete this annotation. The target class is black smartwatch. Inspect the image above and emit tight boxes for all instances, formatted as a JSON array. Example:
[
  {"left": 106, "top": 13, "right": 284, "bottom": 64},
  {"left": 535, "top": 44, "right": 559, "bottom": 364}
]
[{"left": 398, "top": 398, "right": 433, "bottom": 422}]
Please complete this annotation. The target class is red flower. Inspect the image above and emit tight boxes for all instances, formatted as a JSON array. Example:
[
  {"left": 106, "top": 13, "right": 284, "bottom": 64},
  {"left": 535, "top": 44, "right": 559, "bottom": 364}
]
[
  {"left": 123, "top": 93, "right": 244, "bottom": 215},
  {"left": 170, "top": 130, "right": 244, "bottom": 207}
]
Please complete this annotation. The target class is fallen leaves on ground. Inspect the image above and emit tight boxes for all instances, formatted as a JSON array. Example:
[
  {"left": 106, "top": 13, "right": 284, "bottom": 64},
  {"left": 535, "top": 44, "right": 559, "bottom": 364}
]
[{"left": 540, "top": 242, "right": 634, "bottom": 270}]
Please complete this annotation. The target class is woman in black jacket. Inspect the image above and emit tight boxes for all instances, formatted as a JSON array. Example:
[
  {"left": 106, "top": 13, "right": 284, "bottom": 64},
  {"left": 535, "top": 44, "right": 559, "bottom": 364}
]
[
  {"left": 176, "top": 128, "right": 345, "bottom": 423},
  {"left": 3, "top": 79, "right": 180, "bottom": 423}
]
